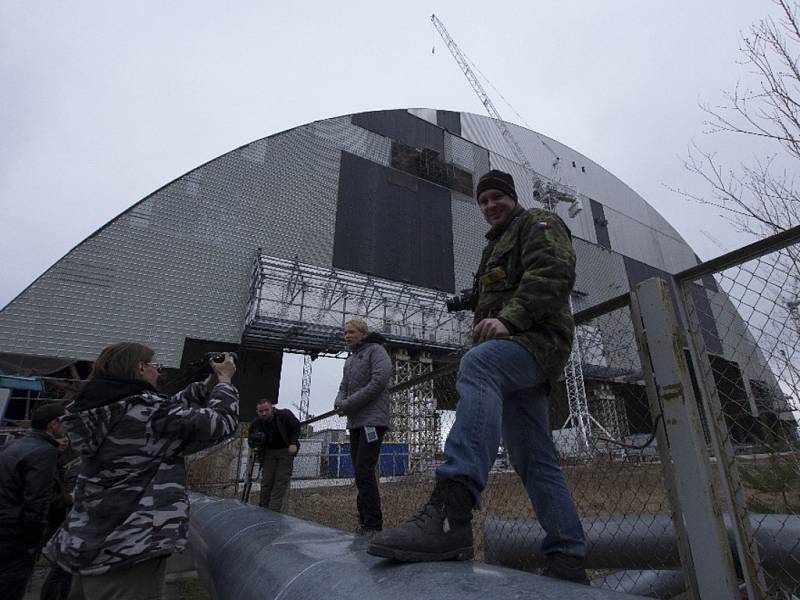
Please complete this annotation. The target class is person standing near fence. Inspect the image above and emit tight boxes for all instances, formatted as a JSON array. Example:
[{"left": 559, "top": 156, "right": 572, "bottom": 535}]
[
  {"left": 248, "top": 399, "right": 300, "bottom": 512},
  {"left": 368, "top": 170, "right": 589, "bottom": 584},
  {"left": 335, "top": 319, "right": 392, "bottom": 537},
  {"left": 40, "top": 434, "right": 81, "bottom": 600},
  {"left": 44, "top": 342, "right": 238, "bottom": 600},
  {"left": 0, "top": 403, "right": 65, "bottom": 600}
]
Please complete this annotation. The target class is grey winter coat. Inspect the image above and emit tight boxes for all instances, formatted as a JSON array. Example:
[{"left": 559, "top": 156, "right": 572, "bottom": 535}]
[{"left": 335, "top": 332, "right": 392, "bottom": 430}]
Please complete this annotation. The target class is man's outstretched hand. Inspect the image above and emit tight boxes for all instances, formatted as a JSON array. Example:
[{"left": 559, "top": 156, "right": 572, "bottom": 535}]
[{"left": 473, "top": 318, "right": 510, "bottom": 342}]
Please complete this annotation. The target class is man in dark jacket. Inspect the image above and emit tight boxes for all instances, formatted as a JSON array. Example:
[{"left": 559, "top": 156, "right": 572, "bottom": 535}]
[
  {"left": 369, "top": 170, "right": 588, "bottom": 584},
  {"left": 40, "top": 435, "right": 80, "bottom": 600},
  {"left": 0, "top": 403, "right": 66, "bottom": 600},
  {"left": 248, "top": 399, "right": 300, "bottom": 512}
]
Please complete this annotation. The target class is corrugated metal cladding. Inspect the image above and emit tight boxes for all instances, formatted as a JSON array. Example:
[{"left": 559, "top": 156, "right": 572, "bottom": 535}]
[
  {"left": 708, "top": 288, "right": 779, "bottom": 390},
  {"left": 588, "top": 199, "right": 611, "bottom": 250},
  {"left": 450, "top": 191, "right": 487, "bottom": 293},
  {"left": 333, "top": 152, "right": 455, "bottom": 292},
  {"left": 0, "top": 124, "right": 342, "bottom": 364},
  {"left": 461, "top": 112, "right": 696, "bottom": 264},
  {"left": 436, "top": 110, "right": 461, "bottom": 136},
  {"left": 311, "top": 116, "right": 392, "bottom": 167},
  {"left": 444, "top": 132, "right": 490, "bottom": 182},
  {"left": 572, "top": 239, "right": 629, "bottom": 312},
  {"left": 604, "top": 205, "right": 666, "bottom": 270},
  {"left": 406, "top": 108, "right": 461, "bottom": 135},
  {"left": 622, "top": 256, "right": 722, "bottom": 354},
  {"left": 0, "top": 107, "right": 713, "bottom": 368},
  {"left": 352, "top": 110, "right": 444, "bottom": 154}
]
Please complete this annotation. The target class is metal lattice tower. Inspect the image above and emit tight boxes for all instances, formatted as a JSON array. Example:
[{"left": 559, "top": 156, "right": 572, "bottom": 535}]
[
  {"left": 563, "top": 296, "right": 623, "bottom": 456},
  {"left": 389, "top": 349, "right": 439, "bottom": 473},
  {"left": 563, "top": 302, "right": 593, "bottom": 455},
  {"left": 298, "top": 354, "right": 313, "bottom": 422}
]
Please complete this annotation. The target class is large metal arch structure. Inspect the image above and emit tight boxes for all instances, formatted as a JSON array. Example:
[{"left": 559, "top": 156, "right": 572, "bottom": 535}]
[
  {"left": 0, "top": 108, "right": 702, "bottom": 363},
  {"left": 0, "top": 108, "right": 783, "bottom": 431}
]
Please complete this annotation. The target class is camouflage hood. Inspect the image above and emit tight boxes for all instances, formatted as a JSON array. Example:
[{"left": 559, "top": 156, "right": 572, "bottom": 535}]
[{"left": 65, "top": 378, "right": 156, "bottom": 458}]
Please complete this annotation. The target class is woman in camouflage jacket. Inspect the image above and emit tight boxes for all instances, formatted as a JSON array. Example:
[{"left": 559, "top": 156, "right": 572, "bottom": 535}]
[{"left": 44, "top": 342, "right": 238, "bottom": 599}]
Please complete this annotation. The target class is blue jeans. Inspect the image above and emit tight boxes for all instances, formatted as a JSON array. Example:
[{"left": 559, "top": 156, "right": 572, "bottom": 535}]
[{"left": 436, "top": 339, "right": 586, "bottom": 557}]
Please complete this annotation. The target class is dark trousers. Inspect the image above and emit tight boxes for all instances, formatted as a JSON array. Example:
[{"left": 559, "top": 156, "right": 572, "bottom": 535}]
[
  {"left": 41, "top": 562, "right": 72, "bottom": 600},
  {"left": 349, "top": 427, "right": 386, "bottom": 530},
  {"left": 259, "top": 447, "right": 294, "bottom": 512},
  {"left": 0, "top": 536, "right": 38, "bottom": 600}
]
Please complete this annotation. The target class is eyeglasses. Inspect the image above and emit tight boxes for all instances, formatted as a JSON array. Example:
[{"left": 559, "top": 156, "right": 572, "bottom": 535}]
[{"left": 143, "top": 362, "right": 165, "bottom": 373}]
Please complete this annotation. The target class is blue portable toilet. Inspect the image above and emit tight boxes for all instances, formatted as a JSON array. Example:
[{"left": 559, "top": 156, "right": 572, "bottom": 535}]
[
  {"left": 379, "top": 443, "right": 410, "bottom": 476},
  {"left": 328, "top": 442, "right": 354, "bottom": 478}
]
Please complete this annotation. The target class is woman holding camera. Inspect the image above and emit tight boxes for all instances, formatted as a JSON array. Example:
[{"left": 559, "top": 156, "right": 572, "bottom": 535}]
[
  {"left": 44, "top": 342, "right": 238, "bottom": 600},
  {"left": 334, "top": 320, "right": 392, "bottom": 537}
]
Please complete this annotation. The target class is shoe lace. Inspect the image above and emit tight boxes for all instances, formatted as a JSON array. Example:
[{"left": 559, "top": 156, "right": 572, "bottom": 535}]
[{"left": 407, "top": 502, "right": 440, "bottom": 529}]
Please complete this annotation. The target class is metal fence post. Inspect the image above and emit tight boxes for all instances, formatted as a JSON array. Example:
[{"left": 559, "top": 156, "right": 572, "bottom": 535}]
[
  {"left": 676, "top": 277, "right": 768, "bottom": 599},
  {"left": 630, "top": 277, "right": 740, "bottom": 599}
]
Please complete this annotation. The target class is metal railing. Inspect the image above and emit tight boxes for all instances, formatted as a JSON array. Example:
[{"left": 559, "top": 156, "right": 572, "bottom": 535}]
[{"left": 674, "top": 225, "right": 800, "bottom": 599}]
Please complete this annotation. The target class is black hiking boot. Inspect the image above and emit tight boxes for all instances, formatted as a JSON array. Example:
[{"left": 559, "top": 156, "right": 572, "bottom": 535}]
[
  {"left": 541, "top": 553, "right": 590, "bottom": 585},
  {"left": 367, "top": 478, "right": 474, "bottom": 562}
]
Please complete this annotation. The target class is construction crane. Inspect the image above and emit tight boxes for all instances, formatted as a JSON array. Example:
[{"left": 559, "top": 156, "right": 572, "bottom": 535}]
[
  {"left": 431, "top": 14, "right": 611, "bottom": 456},
  {"left": 430, "top": 14, "right": 580, "bottom": 214}
]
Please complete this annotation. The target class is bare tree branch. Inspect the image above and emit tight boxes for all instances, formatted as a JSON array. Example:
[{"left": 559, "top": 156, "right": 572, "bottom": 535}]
[{"left": 677, "top": 0, "right": 800, "bottom": 238}]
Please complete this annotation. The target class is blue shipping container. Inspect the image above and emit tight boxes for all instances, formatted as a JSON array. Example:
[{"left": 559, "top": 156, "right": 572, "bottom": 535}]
[{"left": 328, "top": 442, "right": 410, "bottom": 478}]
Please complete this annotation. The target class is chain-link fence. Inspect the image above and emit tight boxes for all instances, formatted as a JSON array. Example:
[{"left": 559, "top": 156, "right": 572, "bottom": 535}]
[
  {"left": 186, "top": 226, "right": 800, "bottom": 599},
  {"left": 187, "top": 303, "right": 681, "bottom": 597},
  {"left": 676, "top": 229, "right": 800, "bottom": 598}
]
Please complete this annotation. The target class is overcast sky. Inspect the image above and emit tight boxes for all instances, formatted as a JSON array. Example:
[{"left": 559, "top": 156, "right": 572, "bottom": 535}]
[{"left": 0, "top": 1, "right": 777, "bottom": 416}]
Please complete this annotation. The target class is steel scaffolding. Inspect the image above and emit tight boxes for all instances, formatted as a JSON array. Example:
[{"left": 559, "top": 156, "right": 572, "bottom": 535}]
[
  {"left": 388, "top": 349, "right": 439, "bottom": 473},
  {"left": 242, "top": 254, "right": 472, "bottom": 354}
]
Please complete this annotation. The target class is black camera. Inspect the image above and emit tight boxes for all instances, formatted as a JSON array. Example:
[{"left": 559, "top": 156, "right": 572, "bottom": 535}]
[
  {"left": 446, "top": 289, "right": 476, "bottom": 313},
  {"left": 189, "top": 352, "right": 238, "bottom": 379}
]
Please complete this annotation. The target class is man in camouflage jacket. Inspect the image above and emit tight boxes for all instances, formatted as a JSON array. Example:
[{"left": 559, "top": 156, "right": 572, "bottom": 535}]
[
  {"left": 44, "top": 346, "right": 238, "bottom": 597},
  {"left": 369, "top": 170, "right": 588, "bottom": 584}
]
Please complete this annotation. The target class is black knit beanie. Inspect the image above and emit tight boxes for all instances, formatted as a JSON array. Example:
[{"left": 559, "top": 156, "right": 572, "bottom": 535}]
[
  {"left": 476, "top": 170, "right": 518, "bottom": 203},
  {"left": 31, "top": 403, "right": 66, "bottom": 430}
]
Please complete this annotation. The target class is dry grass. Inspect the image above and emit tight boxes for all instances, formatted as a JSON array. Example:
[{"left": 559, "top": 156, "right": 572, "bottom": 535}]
[{"left": 284, "top": 462, "right": 672, "bottom": 565}]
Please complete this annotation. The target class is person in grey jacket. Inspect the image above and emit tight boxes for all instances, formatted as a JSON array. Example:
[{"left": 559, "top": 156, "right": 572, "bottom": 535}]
[{"left": 334, "top": 319, "right": 392, "bottom": 535}]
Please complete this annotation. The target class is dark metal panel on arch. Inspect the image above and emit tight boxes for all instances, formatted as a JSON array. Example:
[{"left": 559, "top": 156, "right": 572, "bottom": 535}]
[{"left": 333, "top": 152, "right": 456, "bottom": 293}]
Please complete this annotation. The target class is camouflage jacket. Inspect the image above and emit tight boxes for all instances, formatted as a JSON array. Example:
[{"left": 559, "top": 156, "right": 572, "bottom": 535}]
[
  {"left": 473, "top": 204, "right": 576, "bottom": 384},
  {"left": 44, "top": 377, "right": 239, "bottom": 575}
]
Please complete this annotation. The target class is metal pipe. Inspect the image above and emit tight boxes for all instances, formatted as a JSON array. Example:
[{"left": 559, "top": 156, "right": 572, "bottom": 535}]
[
  {"left": 484, "top": 513, "right": 800, "bottom": 588},
  {"left": 186, "top": 495, "right": 649, "bottom": 600},
  {"left": 594, "top": 570, "right": 686, "bottom": 599}
]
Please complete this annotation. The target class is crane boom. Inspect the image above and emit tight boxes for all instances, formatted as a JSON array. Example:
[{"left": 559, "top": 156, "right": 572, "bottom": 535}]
[{"left": 430, "top": 14, "right": 578, "bottom": 211}]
